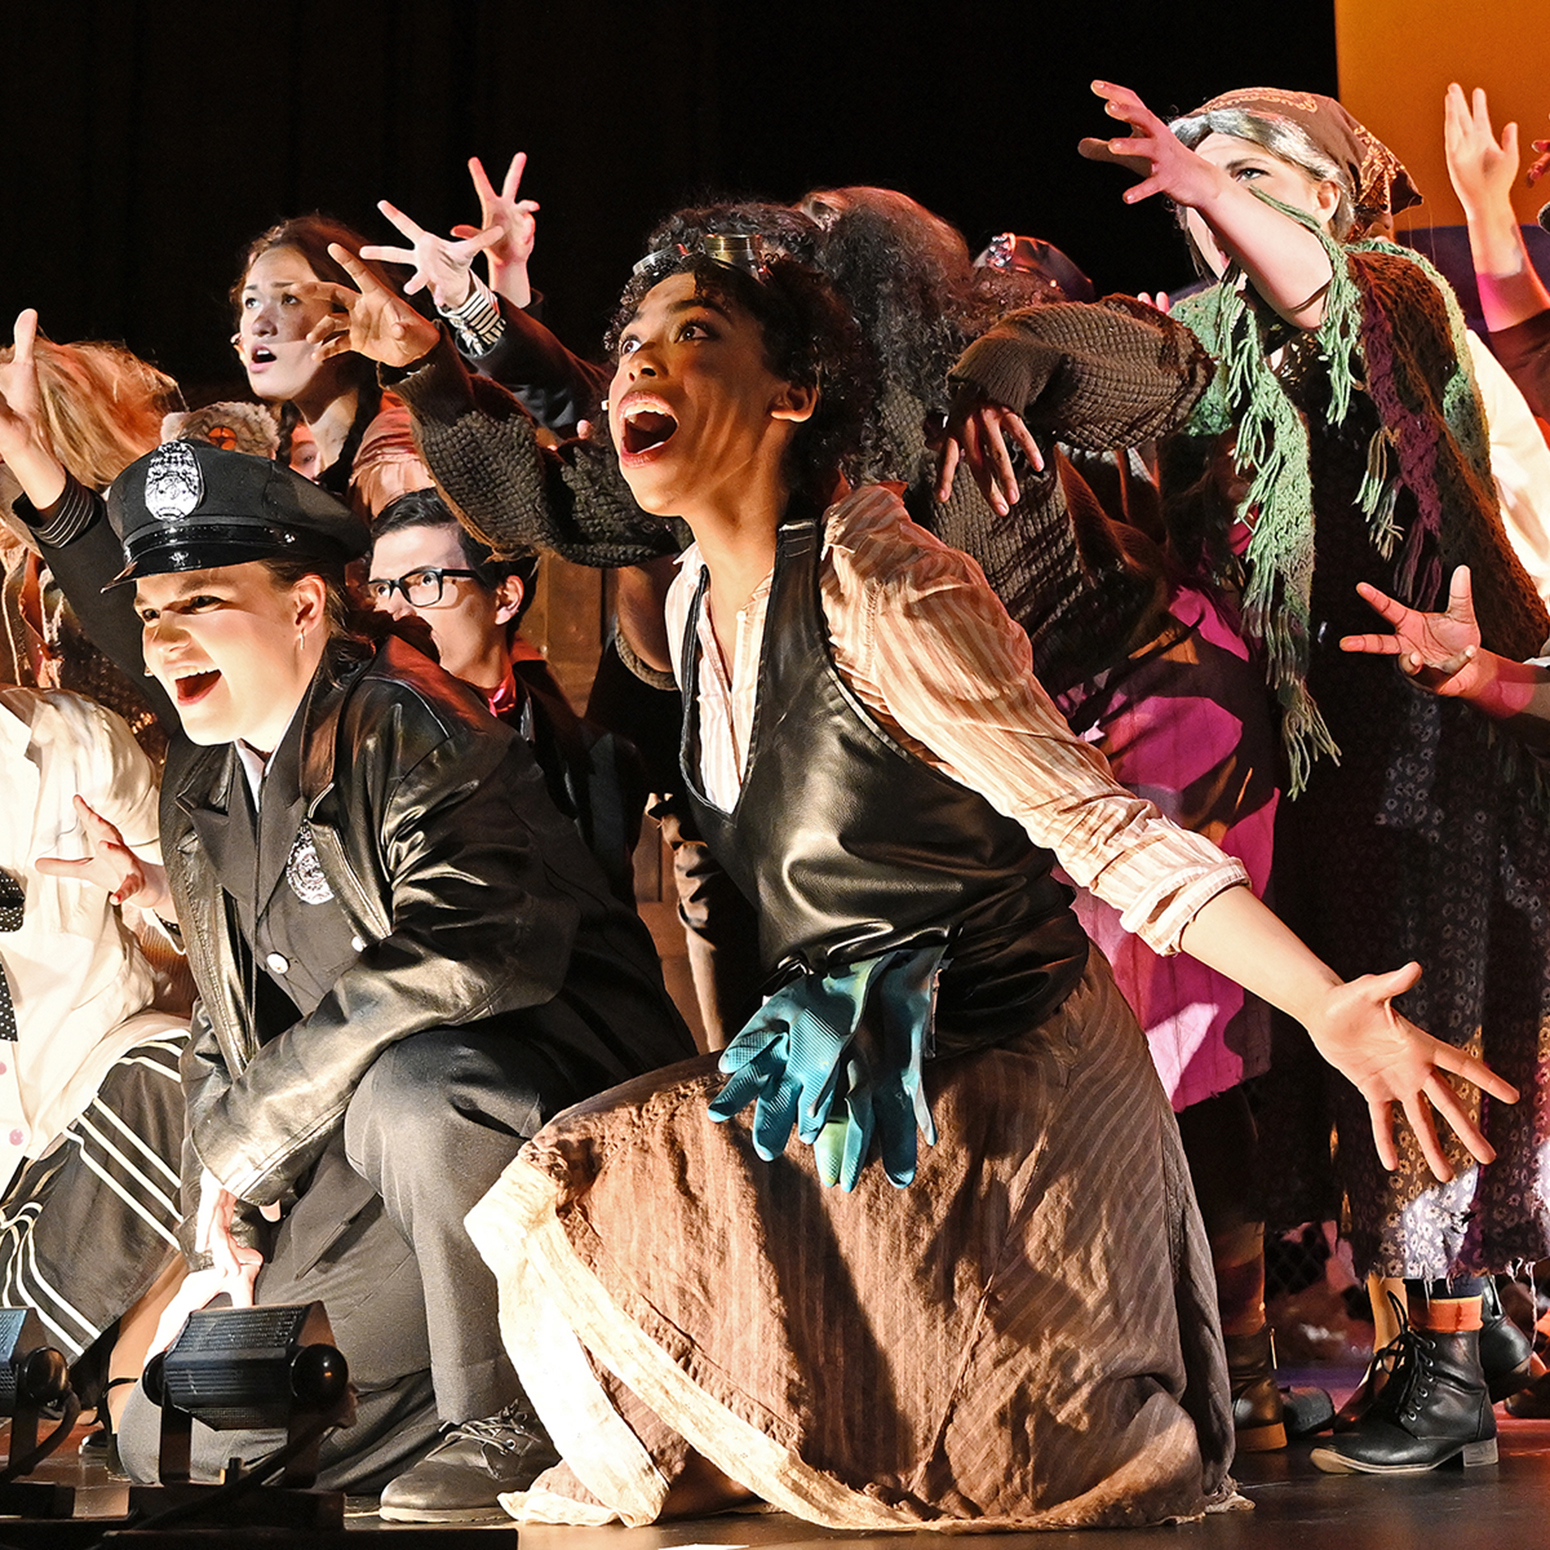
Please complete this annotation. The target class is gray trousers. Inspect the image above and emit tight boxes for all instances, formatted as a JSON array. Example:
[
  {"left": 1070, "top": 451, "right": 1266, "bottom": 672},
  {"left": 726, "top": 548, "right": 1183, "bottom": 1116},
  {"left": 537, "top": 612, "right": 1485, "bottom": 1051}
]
[{"left": 119, "top": 1023, "right": 588, "bottom": 1495}]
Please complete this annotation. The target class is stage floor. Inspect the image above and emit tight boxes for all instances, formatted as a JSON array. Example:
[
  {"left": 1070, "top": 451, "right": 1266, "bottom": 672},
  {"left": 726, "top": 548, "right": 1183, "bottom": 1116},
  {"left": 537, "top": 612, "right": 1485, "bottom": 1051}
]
[{"left": 17, "top": 1374, "right": 1550, "bottom": 1547}]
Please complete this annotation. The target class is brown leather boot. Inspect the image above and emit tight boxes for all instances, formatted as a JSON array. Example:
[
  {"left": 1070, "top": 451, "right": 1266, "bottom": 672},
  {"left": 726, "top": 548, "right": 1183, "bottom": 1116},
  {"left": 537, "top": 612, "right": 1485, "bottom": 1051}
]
[{"left": 1227, "top": 1326, "right": 1287, "bottom": 1451}]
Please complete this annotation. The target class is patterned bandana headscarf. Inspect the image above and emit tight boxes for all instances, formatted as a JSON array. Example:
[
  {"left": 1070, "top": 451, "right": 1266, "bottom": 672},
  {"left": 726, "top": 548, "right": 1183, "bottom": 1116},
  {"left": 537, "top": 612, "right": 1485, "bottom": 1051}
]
[{"left": 1186, "top": 88, "right": 1421, "bottom": 233}]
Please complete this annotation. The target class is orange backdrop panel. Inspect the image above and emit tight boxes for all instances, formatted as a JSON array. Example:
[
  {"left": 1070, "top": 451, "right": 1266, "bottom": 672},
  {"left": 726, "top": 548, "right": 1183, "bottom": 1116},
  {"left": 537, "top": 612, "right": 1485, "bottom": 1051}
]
[{"left": 1336, "top": 0, "right": 1549, "bottom": 231}]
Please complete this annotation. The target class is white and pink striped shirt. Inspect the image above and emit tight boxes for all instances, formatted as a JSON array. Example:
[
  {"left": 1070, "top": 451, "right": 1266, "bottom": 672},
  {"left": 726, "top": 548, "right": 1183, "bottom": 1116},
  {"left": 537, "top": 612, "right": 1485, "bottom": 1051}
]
[{"left": 666, "top": 484, "right": 1247, "bottom": 957}]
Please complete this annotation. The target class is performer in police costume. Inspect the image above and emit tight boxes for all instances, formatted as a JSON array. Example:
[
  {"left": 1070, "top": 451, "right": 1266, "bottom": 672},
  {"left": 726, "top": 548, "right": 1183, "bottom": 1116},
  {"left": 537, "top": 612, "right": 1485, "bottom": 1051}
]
[{"left": 20, "top": 438, "right": 694, "bottom": 1517}]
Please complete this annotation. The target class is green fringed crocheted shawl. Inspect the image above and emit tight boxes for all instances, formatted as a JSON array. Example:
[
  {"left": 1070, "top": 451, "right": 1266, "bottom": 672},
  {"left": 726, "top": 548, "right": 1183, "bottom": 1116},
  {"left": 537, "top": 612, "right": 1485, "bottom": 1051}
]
[{"left": 1171, "top": 199, "right": 1491, "bottom": 795}]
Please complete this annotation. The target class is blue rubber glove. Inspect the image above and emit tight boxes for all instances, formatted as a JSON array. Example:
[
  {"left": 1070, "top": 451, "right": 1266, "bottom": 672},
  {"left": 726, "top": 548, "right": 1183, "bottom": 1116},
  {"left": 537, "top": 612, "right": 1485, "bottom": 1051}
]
[
  {"left": 708, "top": 955, "right": 891, "bottom": 1162},
  {"left": 809, "top": 942, "right": 944, "bottom": 1190},
  {"left": 710, "top": 943, "right": 945, "bottom": 1191}
]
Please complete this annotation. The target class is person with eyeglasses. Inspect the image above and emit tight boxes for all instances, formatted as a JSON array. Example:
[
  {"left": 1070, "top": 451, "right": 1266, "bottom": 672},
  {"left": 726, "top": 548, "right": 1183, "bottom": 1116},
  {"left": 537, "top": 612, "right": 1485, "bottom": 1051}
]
[{"left": 366, "top": 488, "right": 644, "bottom": 904}]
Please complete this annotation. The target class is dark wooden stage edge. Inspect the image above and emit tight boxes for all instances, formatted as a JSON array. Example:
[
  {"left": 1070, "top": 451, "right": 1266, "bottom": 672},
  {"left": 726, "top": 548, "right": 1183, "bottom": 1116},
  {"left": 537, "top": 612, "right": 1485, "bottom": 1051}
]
[{"left": 2, "top": 1404, "right": 1548, "bottom": 1550}]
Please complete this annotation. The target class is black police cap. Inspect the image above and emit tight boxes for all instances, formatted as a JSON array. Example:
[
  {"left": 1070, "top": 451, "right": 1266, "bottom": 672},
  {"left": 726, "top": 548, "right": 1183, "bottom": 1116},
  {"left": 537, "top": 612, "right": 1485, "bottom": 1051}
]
[{"left": 106, "top": 440, "right": 369, "bottom": 586}]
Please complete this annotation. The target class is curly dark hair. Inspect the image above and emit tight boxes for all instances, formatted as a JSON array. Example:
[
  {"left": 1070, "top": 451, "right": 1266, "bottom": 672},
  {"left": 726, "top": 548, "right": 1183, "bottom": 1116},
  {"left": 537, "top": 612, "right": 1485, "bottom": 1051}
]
[
  {"left": 787, "top": 189, "right": 1054, "bottom": 482},
  {"left": 608, "top": 206, "right": 875, "bottom": 507},
  {"left": 802, "top": 187, "right": 1054, "bottom": 407},
  {"left": 800, "top": 188, "right": 981, "bottom": 404}
]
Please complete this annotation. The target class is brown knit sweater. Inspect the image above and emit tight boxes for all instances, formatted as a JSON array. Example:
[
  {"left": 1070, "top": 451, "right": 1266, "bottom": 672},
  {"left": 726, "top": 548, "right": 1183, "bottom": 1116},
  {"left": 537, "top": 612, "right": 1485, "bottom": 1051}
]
[{"left": 395, "top": 299, "right": 1213, "bottom": 696}]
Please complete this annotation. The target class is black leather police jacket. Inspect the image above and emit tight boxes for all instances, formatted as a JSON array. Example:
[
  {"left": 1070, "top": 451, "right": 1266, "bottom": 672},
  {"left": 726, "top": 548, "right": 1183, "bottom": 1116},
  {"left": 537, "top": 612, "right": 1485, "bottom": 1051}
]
[
  {"left": 166, "top": 636, "right": 691, "bottom": 1208},
  {"left": 23, "top": 490, "right": 690, "bottom": 1239}
]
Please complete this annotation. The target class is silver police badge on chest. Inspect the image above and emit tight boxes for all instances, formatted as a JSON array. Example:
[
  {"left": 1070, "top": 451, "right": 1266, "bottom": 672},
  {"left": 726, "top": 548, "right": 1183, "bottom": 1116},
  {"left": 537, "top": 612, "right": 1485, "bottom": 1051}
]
[{"left": 285, "top": 822, "right": 335, "bottom": 905}]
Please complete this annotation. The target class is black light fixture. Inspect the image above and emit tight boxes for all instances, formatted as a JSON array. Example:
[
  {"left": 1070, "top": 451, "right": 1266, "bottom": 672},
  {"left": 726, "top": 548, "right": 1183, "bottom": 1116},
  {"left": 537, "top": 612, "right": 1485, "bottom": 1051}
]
[
  {"left": 0, "top": 1306, "right": 77, "bottom": 1518},
  {"left": 135, "top": 1301, "right": 353, "bottom": 1531}
]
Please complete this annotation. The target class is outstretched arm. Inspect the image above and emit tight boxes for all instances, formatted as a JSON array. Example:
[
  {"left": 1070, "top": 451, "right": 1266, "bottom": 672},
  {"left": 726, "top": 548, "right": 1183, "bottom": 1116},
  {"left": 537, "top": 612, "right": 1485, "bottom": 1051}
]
[
  {"left": 365, "top": 160, "right": 604, "bottom": 433},
  {"left": 938, "top": 296, "right": 1214, "bottom": 510},
  {"left": 1178, "top": 885, "right": 1515, "bottom": 1181},
  {"left": 0, "top": 312, "right": 178, "bottom": 724},
  {"left": 1079, "top": 80, "right": 1336, "bottom": 327},
  {"left": 304, "top": 243, "right": 680, "bottom": 568},
  {"left": 1445, "top": 83, "right": 1550, "bottom": 334},
  {"left": 856, "top": 513, "right": 1517, "bottom": 1183}
]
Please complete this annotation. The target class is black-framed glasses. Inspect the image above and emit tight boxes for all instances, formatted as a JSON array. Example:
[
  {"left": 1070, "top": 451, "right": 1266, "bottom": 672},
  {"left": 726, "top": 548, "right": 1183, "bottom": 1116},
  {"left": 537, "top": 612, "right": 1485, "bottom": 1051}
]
[{"left": 364, "top": 567, "right": 480, "bottom": 607}]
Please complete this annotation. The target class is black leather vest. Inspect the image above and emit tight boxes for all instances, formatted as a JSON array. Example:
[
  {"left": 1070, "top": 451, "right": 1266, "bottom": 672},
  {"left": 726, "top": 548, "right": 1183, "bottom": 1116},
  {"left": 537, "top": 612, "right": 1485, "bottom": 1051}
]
[{"left": 681, "top": 516, "right": 1089, "bottom": 1056}]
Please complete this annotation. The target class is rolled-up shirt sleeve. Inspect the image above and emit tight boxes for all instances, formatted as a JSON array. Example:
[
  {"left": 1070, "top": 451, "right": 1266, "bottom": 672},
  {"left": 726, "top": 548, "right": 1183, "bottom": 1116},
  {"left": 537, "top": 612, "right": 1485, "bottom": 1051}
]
[{"left": 825, "top": 488, "right": 1248, "bottom": 954}]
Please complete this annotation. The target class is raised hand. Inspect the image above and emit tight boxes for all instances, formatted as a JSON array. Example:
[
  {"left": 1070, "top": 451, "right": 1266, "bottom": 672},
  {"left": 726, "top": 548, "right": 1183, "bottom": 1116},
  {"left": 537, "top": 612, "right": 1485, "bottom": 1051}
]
[
  {"left": 359, "top": 199, "right": 502, "bottom": 312},
  {"left": 300, "top": 244, "right": 440, "bottom": 370},
  {"left": 1078, "top": 80, "right": 1223, "bottom": 209},
  {"left": 1303, "top": 961, "right": 1517, "bottom": 1181},
  {"left": 0, "top": 310, "right": 68, "bottom": 508},
  {"left": 1340, "top": 566, "right": 1487, "bottom": 696},
  {"left": 35, "top": 795, "right": 171, "bottom": 912},
  {"left": 1444, "top": 84, "right": 1519, "bottom": 219},
  {"left": 935, "top": 383, "right": 1045, "bottom": 514},
  {"left": 0, "top": 309, "right": 43, "bottom": 458},
  {"left": 458, "top": 153, "right": 540, "bottom": 309},
  {"left": 1081, "top": 80, "right": 1335, "bottom": 325}
]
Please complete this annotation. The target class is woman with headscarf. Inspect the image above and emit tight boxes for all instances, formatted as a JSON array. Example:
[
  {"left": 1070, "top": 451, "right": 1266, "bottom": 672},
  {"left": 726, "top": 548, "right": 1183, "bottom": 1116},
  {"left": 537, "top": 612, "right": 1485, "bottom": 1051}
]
[{"left": 1082, "top": 81, "right": 1550, "bottom": 1477}]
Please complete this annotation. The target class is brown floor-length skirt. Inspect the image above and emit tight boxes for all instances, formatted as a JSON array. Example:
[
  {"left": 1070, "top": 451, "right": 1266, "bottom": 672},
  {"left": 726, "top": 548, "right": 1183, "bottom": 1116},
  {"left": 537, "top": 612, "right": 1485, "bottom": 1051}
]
[{"left": 466, "top": 958, "right": 1237, "bottom": 1531}]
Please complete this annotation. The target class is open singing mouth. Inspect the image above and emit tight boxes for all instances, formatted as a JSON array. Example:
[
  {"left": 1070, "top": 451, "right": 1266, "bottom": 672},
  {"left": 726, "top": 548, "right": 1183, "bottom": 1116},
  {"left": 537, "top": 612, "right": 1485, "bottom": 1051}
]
[
  {"left": 620, "top": 405, "right": 678, "bottom": 456},
  {"left": 173, "top": 668, "right": 221, "bottom": 705}
]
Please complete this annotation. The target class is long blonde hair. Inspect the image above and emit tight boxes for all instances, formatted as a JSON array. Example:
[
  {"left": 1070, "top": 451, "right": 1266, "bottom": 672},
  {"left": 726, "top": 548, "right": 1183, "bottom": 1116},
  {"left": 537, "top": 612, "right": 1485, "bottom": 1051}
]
[{"left": 1, "top": 335, "right": 181, "bottom": 491}]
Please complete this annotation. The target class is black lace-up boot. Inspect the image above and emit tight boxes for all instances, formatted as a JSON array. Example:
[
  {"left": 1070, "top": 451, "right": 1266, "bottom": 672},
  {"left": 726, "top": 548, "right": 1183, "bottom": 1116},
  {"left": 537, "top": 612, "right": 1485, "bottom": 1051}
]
[
  {"left": 1338, "top": 1277, "right": 1534, "bottom": 1432},
  {"left": 1311, "top": 1308, "right": 1496, "bottom": 1475}
]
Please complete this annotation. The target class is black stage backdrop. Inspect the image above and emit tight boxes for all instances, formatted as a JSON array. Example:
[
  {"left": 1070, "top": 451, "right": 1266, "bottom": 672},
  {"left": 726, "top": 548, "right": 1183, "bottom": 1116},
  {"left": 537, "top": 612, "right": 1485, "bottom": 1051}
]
[{"left": 0, "top": 1, "right": 1336, "bottom": 401}]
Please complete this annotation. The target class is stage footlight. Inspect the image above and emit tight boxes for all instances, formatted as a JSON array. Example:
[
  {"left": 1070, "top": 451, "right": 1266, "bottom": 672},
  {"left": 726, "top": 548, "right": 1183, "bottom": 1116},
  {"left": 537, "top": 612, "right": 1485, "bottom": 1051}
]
[
  {"left": 0, "top": 1305, "right": 78, "bottom": 1517},
  {"left": 135, "top": 1300, "right": 353, "bottom": 1530}
]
